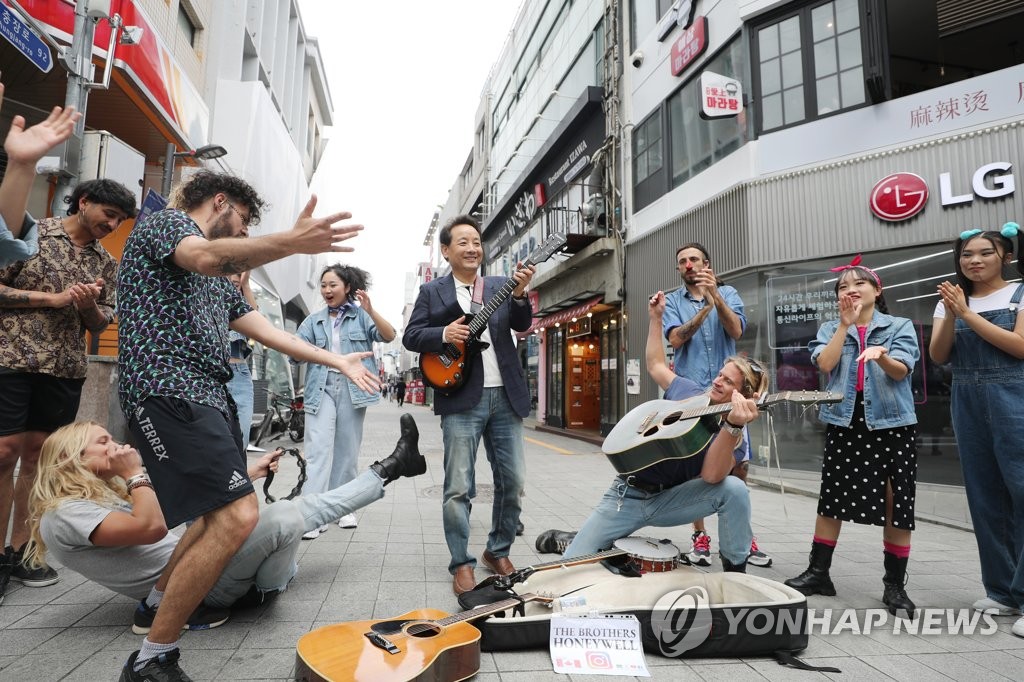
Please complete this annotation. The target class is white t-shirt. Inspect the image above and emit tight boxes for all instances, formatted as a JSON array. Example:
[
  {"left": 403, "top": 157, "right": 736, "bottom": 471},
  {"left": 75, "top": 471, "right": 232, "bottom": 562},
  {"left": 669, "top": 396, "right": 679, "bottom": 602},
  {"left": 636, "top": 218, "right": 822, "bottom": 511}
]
[
  {"left": 40, "top": 499, "right": 176, "bottom": 600},
  {"left": 933, "top": 283, "right": 1024, "bottom": 318},
  {"left": 453, "top": 276, "right": 504, "bottom": 388}
]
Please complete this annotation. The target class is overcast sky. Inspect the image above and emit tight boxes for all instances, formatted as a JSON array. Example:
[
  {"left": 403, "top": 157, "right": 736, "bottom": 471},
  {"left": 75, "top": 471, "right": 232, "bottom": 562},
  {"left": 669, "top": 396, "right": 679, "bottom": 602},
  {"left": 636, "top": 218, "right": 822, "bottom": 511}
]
[{"left": 298, "top": 1, "right": 524, "bottom": 331}]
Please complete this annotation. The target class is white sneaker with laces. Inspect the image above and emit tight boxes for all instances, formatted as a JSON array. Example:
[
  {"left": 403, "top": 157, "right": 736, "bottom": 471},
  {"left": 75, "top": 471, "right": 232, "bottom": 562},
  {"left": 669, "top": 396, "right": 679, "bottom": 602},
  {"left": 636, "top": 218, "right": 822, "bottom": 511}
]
[
  {"left": 973, "top": 597, "right": 1020, "bottom": 615},
  {"left": 1013, "top": 616, "right": 1024, "bottom": 638},
  {"left": 338, "top": 513, "right": 358, "bottom": 529}
]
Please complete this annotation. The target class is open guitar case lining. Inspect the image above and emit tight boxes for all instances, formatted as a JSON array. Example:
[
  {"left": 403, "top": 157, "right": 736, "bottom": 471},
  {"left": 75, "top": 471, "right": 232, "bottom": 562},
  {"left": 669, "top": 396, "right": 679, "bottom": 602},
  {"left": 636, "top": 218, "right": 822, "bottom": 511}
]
[{"left": 458, "top": 564, "right": 809, "bottom": 658}]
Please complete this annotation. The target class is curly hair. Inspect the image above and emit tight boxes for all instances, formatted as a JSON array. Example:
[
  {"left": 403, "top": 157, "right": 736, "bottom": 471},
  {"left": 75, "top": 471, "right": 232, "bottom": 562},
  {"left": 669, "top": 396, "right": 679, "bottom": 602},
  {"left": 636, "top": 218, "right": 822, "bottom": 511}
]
[
  {"left": 321, "top": 264, "right": 370, "bottom": 301},
  {"left": 173, "top": 170, "right": 267, "bottom": 226},
  {"left": 66, "top": 179, "right": 138, "bottom": 218},
  {"left": 23, "top": 422, "right": 130, "bottom": 570}
]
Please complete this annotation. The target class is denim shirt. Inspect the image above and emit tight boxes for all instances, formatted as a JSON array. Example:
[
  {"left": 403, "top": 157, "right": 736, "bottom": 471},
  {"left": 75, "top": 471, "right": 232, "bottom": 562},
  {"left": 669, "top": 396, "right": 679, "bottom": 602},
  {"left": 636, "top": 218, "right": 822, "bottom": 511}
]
[
  {"left": 0, "top": 213, "right": 39, "bottom": 267},
  {"left": 662, "top": 285, "right": 745, "bottom": 388},
  {"left": 809, "top": 310, "right": 919, "bottom": 430},
  {"left": 296, "top": 305, "right": 382, "bottom": 414}
]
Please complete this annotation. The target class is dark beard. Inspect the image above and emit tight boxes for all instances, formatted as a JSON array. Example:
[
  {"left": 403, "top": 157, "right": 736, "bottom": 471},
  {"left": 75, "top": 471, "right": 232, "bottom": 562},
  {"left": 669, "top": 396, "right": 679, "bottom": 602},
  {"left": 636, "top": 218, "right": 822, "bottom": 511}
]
[{"left": 208, "top": 212, "right": 235, "bottom": 240}]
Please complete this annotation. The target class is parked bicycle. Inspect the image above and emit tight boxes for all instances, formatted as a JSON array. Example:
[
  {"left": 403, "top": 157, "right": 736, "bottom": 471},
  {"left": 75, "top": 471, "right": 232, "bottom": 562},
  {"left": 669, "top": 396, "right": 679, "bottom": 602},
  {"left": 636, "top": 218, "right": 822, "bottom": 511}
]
[{"left": 253, "top": 391, "right": 305, "bottom": 446}]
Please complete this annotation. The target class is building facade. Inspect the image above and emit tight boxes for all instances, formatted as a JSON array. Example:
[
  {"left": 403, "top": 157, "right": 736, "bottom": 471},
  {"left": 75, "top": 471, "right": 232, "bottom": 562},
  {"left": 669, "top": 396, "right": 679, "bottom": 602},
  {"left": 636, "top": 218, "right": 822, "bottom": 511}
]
[{"left": 622, "top": 0, "right": 1024, "bottom": 524}]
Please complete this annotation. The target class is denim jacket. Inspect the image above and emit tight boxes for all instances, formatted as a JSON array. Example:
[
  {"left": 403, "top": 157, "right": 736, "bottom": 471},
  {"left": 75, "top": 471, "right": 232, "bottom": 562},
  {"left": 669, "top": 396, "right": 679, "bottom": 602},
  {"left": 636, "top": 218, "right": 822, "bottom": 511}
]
[
  {"left": 296, "top": 305, "right": 381, "bottom": 414},
  {"left": 809, "top": 310, "right": 919, "bottom": 430}
]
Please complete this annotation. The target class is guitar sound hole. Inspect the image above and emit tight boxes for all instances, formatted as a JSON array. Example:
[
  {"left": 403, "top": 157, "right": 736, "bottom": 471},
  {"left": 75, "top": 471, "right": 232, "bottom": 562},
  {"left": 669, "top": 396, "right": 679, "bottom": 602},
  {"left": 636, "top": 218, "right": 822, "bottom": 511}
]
[
  {"left": 643, "top": 425, "right": 660, "bottom": 437},
  {"left": 406, "top": 623, "right": 443, "bottom": 638},
  {"left": 661, "top": 412, "right": 683, "bottom": 426}
]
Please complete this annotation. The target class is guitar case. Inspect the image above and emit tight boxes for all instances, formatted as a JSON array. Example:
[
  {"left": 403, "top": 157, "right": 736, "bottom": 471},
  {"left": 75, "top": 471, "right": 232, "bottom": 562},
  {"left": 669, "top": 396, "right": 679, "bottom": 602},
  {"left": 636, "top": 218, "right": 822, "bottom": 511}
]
[{"left": 458, "top": 564, "right": 808, "bottom": 658}]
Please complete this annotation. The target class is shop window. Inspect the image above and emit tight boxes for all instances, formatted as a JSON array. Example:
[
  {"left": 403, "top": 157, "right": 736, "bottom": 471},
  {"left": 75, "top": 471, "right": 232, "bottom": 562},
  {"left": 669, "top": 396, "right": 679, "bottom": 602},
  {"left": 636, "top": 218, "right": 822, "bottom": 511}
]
[
  {"left": 752, "top": 0, "right": 866, "bottom": 133},
  {"left": 177, "top": 2, "right": 198, "bottom": 48},
  {"left": 546, "top": 328, "right": 565, "bottom": 427},
  {"left": 632, "top": 110, "right": 664, "bottom": 211},
  {"left": 668, "top": 37, "right": 748, "bottom": 187}
]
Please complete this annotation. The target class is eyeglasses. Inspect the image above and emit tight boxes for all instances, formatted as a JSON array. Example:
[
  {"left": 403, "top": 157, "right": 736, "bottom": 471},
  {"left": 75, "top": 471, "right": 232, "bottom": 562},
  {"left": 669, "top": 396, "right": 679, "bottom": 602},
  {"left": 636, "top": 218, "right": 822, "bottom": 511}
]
[
  {"left": 744, "top": 358, "right": 766, "bottom": 394},
  {"left": 226, "top": 202, "right": 251, "bottom": 228}
]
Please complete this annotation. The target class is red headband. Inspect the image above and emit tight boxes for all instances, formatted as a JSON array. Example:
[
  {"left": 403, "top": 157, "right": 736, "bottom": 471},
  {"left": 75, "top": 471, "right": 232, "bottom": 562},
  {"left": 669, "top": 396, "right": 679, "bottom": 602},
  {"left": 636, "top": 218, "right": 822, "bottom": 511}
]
[{"left": 829, "top": 254, "right": 882, "bottom": 287}]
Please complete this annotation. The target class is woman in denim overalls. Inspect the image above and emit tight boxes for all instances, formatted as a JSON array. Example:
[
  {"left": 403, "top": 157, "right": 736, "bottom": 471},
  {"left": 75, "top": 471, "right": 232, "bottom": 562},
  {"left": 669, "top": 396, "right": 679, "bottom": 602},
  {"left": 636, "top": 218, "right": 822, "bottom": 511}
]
[
  {"left": 786, "top": 259, "right": 920, "bottom": 618},
  {"left": 296, "top": 265, "right": 396, "bottom": 538},
  {"left": 929, "top": 223, "right": 1024, "bottom": 638}
]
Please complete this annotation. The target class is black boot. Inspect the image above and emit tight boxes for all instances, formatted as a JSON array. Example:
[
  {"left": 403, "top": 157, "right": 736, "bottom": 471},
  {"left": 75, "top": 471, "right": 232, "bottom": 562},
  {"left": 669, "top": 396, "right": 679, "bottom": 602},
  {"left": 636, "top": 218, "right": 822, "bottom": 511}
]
[
  {"left": 535, "top": 529, "right": 576, "bottom": 554},
  {"left": 370, "top": 414, "right": 425, "bottom": 485},
  {"left": 784, "top": 541, "right": 837, "bottom": 596},
  {"left": 721, "top": 555, "right": 747, "bottom": 573},
  {"left": 882, "top": 551, "right": 916, "bottom": 617}
]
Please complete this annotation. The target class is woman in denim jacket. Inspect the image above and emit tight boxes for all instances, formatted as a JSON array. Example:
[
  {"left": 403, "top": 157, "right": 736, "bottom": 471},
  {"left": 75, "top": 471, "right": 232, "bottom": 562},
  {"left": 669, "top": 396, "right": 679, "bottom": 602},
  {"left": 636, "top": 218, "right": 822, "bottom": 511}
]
[
  {"left": 930, "top": 224, "right": 1024, "bottom": 637},
  {"left": 785, "top": 258, "right": 920, "bottom": 618},
  {"left": 296, "top": 265, "right": 395, "bottom": 538}
]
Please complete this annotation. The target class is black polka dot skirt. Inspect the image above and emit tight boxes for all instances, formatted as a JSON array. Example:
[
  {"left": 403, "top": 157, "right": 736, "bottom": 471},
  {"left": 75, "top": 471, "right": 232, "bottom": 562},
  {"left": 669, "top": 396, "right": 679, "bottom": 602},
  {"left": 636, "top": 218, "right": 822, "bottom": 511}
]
[{"left": 817, "top": 392, "right": 918, "bottom": 530}]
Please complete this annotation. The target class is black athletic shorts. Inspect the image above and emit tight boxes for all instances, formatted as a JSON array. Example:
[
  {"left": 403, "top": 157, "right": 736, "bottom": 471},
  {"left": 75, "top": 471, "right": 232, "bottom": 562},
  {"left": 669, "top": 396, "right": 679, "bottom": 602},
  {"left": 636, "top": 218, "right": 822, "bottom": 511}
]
[
  {"left": 128, "top": 396, "right": 254, "bottom": 528},
  {"left": 0, "top": 368, "right": 85, "bottom": 436}
]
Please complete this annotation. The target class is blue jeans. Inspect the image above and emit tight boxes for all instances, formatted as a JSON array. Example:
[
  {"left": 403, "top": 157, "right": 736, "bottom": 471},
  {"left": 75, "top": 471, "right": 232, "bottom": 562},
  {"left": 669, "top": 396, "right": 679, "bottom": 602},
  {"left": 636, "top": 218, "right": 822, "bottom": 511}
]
[
  {"left": 205, "top": 470, "right": 384, "bottom": 607},
  {"left": 227, "top": 362, "right": 253, "bottom": 442},
  {"left": 563, "top": 475, "right": 752, "bottom": 566},
  {"left": 440, "top": 387, "right": 525, "bottom": 573},
  {"left": 304, "top": 372, "right": 364, "bottom": 497},
  {"left": 950, "top": 292, "right": 1024, "bottom": 609}
]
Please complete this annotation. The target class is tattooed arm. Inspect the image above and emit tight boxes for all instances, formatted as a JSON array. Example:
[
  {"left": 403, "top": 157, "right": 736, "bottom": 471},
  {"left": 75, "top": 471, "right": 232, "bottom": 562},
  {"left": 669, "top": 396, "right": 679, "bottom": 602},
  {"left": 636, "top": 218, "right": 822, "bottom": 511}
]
[
  {"left": 0, "top": 283, "right": 73, "bottom": 309},
  {"left": 667, "top": 304, "right": 712, "bottom": 349}
]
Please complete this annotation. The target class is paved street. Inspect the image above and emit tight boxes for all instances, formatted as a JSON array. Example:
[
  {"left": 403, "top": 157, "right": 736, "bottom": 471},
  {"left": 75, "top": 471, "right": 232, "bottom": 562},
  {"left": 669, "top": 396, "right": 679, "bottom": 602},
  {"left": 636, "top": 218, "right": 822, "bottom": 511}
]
[{"left": 1, "top": 400, "right": 1022, "bottom": 681}]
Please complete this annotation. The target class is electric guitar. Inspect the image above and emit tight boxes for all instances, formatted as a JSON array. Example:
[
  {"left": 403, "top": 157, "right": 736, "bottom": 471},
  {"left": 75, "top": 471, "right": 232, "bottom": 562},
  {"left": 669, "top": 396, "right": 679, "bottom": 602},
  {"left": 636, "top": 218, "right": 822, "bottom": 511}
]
[
  {"left": 294, "top": 593, "right": 554, "bottom": 682},
  {"left": 602, "top": 391, "right": 842, "bottom": 474},
  {"left": 419, "top": 232, "right": 567, "bottom": 396}
]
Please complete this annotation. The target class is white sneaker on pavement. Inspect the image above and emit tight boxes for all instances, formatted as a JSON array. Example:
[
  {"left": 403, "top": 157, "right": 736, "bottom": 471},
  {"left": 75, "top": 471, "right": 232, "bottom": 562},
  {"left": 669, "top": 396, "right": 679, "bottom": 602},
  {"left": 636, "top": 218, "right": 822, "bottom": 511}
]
[
  {"left": 1013, "top": 616, "right": 1024, "bottom": 638},
  {"left": 973, "top": 597, "right": 1020, "bottom": 615},
  {"left": 338, "top": 513, "right": 358, "bottom": 529},
  {"left": 302, "top": 524, "right": 328, "bottom": 540}
]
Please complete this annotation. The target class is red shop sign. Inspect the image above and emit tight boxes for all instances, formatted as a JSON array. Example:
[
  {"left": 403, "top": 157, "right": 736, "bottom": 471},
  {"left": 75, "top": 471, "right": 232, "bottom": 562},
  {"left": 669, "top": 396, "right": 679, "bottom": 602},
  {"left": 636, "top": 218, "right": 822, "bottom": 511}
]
[
  {"left": 670, "top": 16, "right": 708, "bottom": 77},
  {"left": 869, "top": 173, "right": 929, "bottom": 222}
]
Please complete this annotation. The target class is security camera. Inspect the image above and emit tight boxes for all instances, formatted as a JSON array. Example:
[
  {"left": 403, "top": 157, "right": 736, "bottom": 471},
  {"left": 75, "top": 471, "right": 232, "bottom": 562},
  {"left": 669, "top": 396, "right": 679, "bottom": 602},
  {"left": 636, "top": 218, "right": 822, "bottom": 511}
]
[
  {"left": 120, "top": 26, "right": 144, "bottom": 45},
  {"left": 631, "top": 50, "right": 644, "bottom": 68}
]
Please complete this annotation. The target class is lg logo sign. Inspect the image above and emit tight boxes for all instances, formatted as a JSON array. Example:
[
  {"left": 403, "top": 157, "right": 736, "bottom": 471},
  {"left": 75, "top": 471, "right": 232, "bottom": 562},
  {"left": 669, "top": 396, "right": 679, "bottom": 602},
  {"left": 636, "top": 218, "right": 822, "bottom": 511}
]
[{"left": 869, "top": 162, "right": 1015, "bottom": 222}]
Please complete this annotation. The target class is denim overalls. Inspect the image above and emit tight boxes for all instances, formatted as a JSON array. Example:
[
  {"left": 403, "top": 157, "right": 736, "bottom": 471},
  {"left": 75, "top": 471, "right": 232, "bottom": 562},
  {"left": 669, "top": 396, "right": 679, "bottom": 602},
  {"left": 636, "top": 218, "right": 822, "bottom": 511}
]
[{"left": 950, "top": 283, "right": 1024, "bottom": 609}]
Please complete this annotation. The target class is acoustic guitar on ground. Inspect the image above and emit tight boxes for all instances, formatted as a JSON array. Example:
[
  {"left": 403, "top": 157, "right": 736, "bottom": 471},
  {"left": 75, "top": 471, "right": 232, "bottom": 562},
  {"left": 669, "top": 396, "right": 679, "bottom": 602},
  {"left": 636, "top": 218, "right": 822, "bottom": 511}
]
[
  {"left": 419, "top": 232, "right": 566, "bottom": 396},
  {"left": 294, "top": 593, "right": 554, "bottom": 682},
  {"left": 602, "top": 391, "right": 843, "bottom": 474}
]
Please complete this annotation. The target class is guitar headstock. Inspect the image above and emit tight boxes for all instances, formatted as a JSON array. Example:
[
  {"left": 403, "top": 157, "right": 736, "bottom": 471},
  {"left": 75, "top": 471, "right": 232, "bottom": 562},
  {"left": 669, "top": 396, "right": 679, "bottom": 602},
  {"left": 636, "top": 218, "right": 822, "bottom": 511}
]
[{"left": 523, "top": 233, "right": 568, "bottom": 267}]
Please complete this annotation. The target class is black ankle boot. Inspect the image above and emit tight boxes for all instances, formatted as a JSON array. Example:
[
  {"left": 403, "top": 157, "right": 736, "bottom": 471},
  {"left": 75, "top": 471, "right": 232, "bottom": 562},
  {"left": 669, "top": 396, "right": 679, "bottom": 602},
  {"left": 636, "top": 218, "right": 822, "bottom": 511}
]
[
  {"left": 784, "top": 541, "right": 837, "bottom": 596},
  {"left": 721, "top": 555, "right": 747, "bottom": 573},
  {"left": 882, "top": 551, "right": 916, "bottom": 617},
  {"left": 371, "top": 414, "right": 425, "bottom": 485}
]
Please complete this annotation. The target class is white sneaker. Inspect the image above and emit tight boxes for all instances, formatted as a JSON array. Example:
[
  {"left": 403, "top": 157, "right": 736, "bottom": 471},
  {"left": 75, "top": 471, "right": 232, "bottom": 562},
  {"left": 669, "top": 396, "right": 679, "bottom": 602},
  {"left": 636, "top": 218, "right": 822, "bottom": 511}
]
[
  {"left": 973, "top": 597, "right": 1020, "bottom": 615},
  {"left": 302, "top": 524, "right": 328, "bottom": 540},
  {"left": 1013, "top": 616, "right": 1024, "bottom": 638},
  {"left": 338, "top": 513, "right": 358, "bottom": 529}
]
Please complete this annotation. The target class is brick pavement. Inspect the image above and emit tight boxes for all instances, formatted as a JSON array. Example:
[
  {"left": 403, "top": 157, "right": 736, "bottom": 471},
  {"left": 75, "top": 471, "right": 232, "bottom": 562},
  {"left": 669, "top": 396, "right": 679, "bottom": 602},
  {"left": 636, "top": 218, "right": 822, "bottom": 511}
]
[{"left": 1, "top": 400, "right": 1021, "bottom": 681}]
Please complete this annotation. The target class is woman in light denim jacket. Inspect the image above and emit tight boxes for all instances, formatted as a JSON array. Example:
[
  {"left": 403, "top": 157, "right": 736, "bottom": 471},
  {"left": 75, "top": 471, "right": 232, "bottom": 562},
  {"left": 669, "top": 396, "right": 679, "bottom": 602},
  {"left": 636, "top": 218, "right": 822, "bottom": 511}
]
[
  {"left": 785, "top": 258, "right": 920, "bottom": 619},
  {"left": 296, "top": 265, "right": 395, "bottom": 538}
]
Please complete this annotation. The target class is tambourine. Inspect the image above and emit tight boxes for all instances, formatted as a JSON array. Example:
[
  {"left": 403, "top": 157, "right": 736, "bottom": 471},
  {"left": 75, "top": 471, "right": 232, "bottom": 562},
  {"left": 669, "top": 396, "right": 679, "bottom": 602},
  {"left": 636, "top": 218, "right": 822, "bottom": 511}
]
[{"left": 262, "top": 447, "right": 307, "bottom": 503}]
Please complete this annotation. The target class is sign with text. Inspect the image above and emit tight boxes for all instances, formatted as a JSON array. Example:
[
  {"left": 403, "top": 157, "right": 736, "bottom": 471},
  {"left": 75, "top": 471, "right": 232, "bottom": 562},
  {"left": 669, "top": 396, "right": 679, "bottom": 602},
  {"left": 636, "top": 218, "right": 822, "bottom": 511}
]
[
  {"left": 0, "top": 4, "right": 53, "bottom": 73},
  {"left": 869, "top": 161, "right": 1015, "bottom": 222},
  {"left": 550, "top": 614, "right": 649, "bottom": 677},
  {"left": 766, "top": 273, "right": 839, "bottom": 350},
  {"left": 670, "top": 16, "right": 708, "bottom": 76},
  {"left": 699, "top": 71, "right": 743, "bottom": 118}
]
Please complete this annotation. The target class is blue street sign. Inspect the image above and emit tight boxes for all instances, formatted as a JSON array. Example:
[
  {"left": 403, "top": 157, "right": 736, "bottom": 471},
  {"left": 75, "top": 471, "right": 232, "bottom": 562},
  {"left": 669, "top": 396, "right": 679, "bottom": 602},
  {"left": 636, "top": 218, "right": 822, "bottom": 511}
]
[
  {"left": 136, "top": 188, "right": 169, "bottom": 226},
  {"left": 0, "top": 4, "right": 54, "bottom": 74}
]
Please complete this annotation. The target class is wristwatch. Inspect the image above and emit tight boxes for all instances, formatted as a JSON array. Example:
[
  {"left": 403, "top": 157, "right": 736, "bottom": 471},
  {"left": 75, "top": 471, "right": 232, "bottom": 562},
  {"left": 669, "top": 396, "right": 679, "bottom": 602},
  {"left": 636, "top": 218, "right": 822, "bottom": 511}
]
[{"left": 721, "top": 418, "right": 744, "bottom": 438}]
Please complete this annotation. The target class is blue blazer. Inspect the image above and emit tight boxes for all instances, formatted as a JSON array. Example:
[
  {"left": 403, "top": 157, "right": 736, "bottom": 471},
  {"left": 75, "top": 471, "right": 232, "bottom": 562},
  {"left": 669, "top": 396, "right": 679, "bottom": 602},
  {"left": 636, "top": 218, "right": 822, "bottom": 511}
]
[{"left": 403, "top": 273, "right": 532, "bottom": 417}]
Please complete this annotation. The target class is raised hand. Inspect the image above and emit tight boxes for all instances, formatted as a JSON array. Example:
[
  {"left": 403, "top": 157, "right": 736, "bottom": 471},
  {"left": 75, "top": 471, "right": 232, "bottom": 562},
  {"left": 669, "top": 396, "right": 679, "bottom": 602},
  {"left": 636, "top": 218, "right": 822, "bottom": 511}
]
[
  {"left": 648, "top": 291, "right": 666, "bottom": 318},
  {"left": 332, "top": 350, "right": 381, "bottom": 393},
  {"left": 937, "top": 281, "right": 969, "bottom": 318},
  {"left": 355, "top": 289, "right": 373, "bottom": 314},
  {"left": 4, "top": 103, "right": 81, "bottom": 166},
  {"left": 857, "top": 346, "right": 888, "bottom": 363},
  {"left": 838, "top": 294, "right": 861, "bottom": 327},
  {"left": 289, "top": 194, "right": 363, "bottom": 255}
]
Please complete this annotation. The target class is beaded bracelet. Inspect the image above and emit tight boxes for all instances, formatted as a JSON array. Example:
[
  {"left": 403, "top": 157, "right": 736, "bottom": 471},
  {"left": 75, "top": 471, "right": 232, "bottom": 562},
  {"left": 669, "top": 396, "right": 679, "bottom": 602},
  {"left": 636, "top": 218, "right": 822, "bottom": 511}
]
[{"left": 127, "top": 479, "right": 154, "bottom": 493}]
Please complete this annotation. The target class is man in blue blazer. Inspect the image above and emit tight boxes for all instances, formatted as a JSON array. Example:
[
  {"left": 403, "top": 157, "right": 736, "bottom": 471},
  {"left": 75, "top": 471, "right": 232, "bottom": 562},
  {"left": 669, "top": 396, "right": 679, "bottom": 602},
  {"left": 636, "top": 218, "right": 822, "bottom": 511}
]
[{"left": 403, "top": 215, "right": 535, "bottom": 594}]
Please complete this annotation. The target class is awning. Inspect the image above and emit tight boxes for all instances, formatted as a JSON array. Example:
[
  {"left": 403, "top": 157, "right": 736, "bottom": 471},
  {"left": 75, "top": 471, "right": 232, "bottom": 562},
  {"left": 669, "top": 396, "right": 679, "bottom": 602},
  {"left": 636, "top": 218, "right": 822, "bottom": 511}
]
[{"left": 524, "top": 295, "right": 603, "bottom": 335}]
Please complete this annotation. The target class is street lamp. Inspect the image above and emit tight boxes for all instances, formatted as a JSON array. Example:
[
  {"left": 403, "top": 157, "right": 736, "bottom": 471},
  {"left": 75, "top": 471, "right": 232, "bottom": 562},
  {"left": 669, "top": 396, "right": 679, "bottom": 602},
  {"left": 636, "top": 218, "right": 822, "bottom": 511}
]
[{"left": 161, "top": 142, "right": 228, "bottom": 197}]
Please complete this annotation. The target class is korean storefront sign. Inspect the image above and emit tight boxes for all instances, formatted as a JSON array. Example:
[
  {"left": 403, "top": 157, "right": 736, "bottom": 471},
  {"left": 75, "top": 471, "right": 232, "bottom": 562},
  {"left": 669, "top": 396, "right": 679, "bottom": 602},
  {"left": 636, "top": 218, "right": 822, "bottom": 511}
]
[
  {"left": 699, "top": 71, "right": 743, "bottom": 119},
  {"left": 869, "top": 161, "right": 1015, "bottom": 222},
  {"left": 670, "top": 16, "right": 708, "bottom": 77}
]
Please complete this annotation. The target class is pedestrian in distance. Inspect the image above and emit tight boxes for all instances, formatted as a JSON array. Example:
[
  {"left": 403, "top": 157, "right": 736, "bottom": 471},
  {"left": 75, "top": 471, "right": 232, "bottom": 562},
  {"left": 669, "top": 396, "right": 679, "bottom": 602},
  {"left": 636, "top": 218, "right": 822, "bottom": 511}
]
[
  {"left": 295, "top": 264, "right": 396, "bottom": 537},
  {"left": 396, "top": 377, "right": 407, "bottom": 407},
  {"left": 785, "top": 256, "right": 920, "bottom": 618},
  {"left": 929, "top": 223, "right": 1024, "bottom": 638}
]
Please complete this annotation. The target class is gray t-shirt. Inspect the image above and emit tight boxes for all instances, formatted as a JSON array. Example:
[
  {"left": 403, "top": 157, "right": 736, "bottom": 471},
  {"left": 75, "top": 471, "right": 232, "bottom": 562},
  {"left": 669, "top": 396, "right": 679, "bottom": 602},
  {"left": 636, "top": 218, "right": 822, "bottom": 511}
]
[{"left": 39, "top": 499, "right": 177, "bottom": 600}]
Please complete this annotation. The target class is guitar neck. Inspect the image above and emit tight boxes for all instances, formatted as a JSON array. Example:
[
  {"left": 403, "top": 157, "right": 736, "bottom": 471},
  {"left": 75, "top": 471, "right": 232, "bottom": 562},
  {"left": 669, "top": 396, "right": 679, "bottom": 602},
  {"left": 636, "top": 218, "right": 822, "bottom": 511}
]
[
  {"left": 437, "top": 594, "right": 541, "bottom": 626},
  {"left": 523, "top": 548, "right": 624, "bottom": 574},
  {"left": 467, "top": 261, "right": 535, "bottom": 337},
  {"left": 675, "top": 392, "right": 798, "bottom": 421}
]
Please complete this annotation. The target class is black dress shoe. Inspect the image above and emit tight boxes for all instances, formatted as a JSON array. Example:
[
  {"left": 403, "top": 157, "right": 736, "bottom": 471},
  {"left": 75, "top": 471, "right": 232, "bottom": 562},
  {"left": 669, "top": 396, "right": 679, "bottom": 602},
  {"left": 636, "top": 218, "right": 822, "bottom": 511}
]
[
  {"left": 516, "top": 521, "right": 525, "bottom": 536},
  {"left": 535, "top": 529, "right": 576, "bottom": 554},
  {"left": 371, "top": 414, "right": 425, "bottom": 484}
]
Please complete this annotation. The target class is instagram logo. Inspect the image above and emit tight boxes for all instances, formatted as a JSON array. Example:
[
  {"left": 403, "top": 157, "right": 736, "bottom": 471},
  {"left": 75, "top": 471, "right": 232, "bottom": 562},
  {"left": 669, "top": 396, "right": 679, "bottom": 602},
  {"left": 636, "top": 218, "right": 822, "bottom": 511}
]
[{"left": 585, "top": 651, "right": 612, "bottom": 669}]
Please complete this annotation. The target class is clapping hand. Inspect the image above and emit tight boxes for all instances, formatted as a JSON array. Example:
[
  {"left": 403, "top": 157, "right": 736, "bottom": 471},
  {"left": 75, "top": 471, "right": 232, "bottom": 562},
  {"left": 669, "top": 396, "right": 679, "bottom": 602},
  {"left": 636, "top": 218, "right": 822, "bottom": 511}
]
[
  {"left": 4, "top": 98, "right": 81, "bottom": 167},
  {"left": 838, "top": 294, "right": 862, "bottom": 326},
  {"left": 937, "top": 281, "right": 969, "bottom": 318},
  {"left": 857, "top": 346, "right": 888, "bottom": 363}
]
